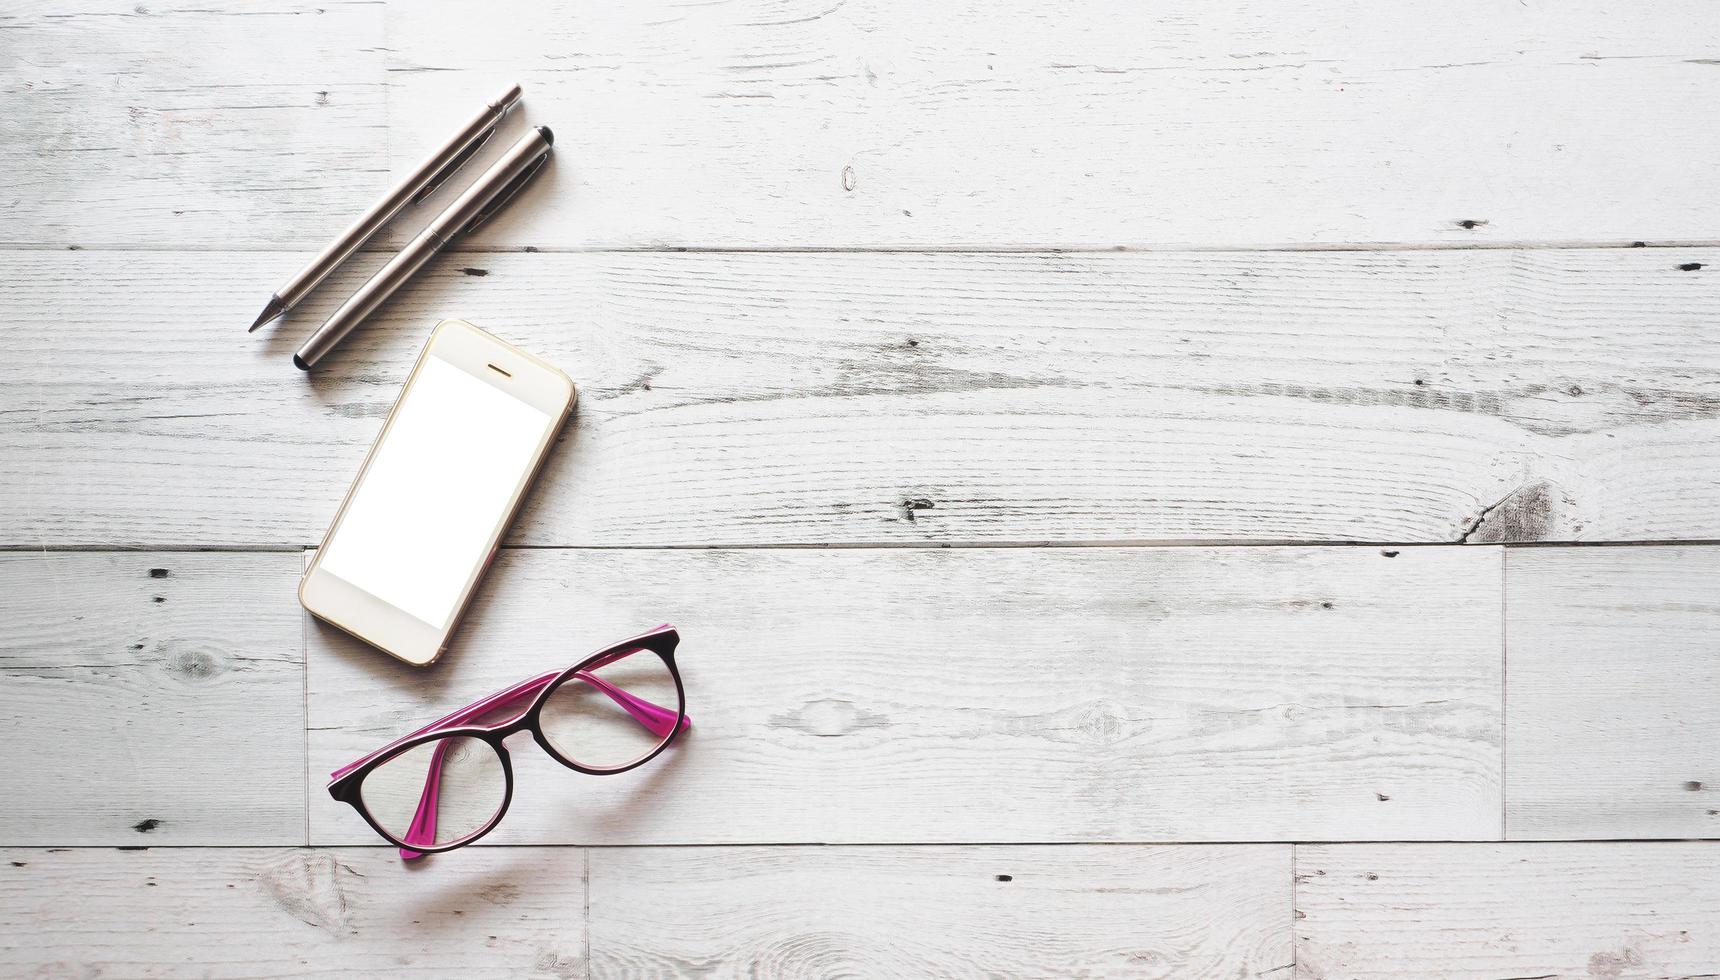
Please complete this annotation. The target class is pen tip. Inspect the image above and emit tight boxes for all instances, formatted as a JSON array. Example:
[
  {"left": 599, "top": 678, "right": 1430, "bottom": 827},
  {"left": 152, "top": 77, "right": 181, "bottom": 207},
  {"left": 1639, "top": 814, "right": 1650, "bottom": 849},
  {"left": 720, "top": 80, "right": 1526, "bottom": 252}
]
[
  {"left": 537, "top": 125, "right": 554, "bottom": 146},
  {"left": 249, "top": 295, "right": 286, "bottom": 332}
]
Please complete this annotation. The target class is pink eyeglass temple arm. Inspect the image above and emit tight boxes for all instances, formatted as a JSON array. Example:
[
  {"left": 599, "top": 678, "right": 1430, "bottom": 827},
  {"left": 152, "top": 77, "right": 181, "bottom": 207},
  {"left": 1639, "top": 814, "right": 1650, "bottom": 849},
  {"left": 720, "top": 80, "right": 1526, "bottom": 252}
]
[
  {"left": 331, "top": 668, "right": 689, "bottom": 860},
  {"left": 397, "top": 671, "right": 687, "bottom": 859}
]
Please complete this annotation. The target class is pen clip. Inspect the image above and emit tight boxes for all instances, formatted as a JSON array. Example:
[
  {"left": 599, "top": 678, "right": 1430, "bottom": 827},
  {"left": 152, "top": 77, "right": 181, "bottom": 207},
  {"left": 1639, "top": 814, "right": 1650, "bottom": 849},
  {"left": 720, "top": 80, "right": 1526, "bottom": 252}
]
[
  {"left": 412, "top": 126, "right": 497, "bottom": 206},
  {"left": 463, "top": 151, "right": 551, "bottom": 236}
]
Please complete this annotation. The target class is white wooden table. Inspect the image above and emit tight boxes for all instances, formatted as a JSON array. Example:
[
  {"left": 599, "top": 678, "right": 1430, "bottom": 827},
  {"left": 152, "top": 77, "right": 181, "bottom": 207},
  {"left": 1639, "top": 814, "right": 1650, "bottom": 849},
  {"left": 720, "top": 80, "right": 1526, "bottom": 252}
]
[{"left": 4, "top": 1, "right": 1720, "bottom": 976}]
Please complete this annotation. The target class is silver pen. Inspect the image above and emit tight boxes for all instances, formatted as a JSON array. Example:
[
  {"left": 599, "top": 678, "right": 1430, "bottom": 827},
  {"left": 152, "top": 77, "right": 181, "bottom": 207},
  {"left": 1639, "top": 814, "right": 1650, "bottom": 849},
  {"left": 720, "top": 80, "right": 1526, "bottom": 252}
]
[
  {"left": 293, "top": 125, "right": 555, "bottom": 370},
  {"left": 250, "top": 83, "right": 524, "bottom": 332}
]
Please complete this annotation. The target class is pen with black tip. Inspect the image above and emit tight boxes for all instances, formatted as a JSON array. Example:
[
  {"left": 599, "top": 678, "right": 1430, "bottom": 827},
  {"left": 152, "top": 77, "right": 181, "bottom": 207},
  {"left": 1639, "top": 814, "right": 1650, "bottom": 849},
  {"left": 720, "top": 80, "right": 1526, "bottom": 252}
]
[
  {"left": 293, "top": 125, "right": 554, "bottom": 370},
  {"left": 249, "top": 83, "right": 523, "bottom": 332}
]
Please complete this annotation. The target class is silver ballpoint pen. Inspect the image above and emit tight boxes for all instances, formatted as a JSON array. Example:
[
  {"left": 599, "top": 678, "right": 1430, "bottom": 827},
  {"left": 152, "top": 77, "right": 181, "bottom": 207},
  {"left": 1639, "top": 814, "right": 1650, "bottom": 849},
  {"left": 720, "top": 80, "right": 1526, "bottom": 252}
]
[
  {"left": 250, "top": 83, "right": 524, "bottom": 332},
  {"left": 293, "top": 125, "right": 555, "bottom": 370}
]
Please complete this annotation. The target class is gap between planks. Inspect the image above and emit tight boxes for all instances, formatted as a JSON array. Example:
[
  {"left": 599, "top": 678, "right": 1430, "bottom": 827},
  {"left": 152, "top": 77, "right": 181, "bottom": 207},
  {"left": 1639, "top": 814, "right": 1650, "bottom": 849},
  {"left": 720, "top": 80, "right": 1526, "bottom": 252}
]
[
  {"left": 7, "top": 240, "right": 1720, "bottom": 254},
  {"left": 1290, "top": 843, "right": 1300, "bottom": 978},
  {"left": 12, "top": 539, "right": 1720, "bottom": 554},
  {"left": 15, "top": 838, "right": 1717, "bottom": 850},
  {"left": 1499, "top": 543, "right": 1513, "bottom": 839},
  {"left": 301, "top": 556, "right": 312, "bottom": 848}
]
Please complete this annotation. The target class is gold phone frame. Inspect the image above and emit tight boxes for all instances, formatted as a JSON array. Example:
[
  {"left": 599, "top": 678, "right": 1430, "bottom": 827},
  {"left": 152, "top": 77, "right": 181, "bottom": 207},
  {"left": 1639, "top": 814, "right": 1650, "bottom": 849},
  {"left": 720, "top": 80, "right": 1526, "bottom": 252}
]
[{"left": 299, "top": 319, "right": 576, "bottom": 666}]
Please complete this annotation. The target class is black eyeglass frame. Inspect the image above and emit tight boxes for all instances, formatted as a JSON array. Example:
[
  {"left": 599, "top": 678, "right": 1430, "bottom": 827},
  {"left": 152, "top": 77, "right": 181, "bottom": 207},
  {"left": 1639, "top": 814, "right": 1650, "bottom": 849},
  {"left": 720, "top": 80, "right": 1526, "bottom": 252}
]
[{"left": 327, "top": 624, "right": 687, "bottom": 855}]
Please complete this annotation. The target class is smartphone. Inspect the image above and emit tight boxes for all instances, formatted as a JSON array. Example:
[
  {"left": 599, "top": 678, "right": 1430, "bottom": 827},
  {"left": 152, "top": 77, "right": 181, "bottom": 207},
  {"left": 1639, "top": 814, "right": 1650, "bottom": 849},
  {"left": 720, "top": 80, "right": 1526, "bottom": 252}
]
[{"left": 300, "top": 319, "right": 576, "bottom": 666}]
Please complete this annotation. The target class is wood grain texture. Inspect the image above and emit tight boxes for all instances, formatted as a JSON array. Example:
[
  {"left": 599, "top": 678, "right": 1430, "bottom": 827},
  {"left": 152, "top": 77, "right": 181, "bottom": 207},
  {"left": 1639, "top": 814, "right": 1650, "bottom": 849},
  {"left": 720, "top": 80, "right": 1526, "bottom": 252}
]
[
  {"left": 6, "top": 248, "right": 1720, "bottom": 548},
  {"left": 1506, "top": 547, "right": 1720, "bottom": 840},
  {"left": 0, "top": 553, "right": 305, "bottom": 845},
  {"left": 1296, "top": 842, "right": 1720, "bottom": 979},
  {"left": 8, "top": 1, "right": 1720, "bottom": 249},
  {"left": 308, "top": 545, "right": 1502, "bottom": 845},
  {"left": 0, "top": 0, "right": 386, "bottom": 249},
  {"left": 385, "top": 0, "right": 1705, "bottom": 246},
  {"left": 0, "top": 847, "right": 589, "bottom": 978},
  {"left": 8, "top": 0, "right": 1717, "bottom": 973},
  {"left": 587, "top": 845, "right": 1291, "bottom": 978}
]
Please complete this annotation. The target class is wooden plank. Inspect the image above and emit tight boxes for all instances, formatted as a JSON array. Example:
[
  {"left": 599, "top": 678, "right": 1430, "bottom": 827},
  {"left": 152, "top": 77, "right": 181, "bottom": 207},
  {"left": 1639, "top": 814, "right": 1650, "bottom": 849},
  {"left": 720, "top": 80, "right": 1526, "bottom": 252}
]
[
  {"left": 588, "top": 845, "right": 1291, "bottom": 977},
  {"left": 7, "top": 2, "right": 1719, "bottom": 250},
  {"left": 379, "top": 0, "right": 1720, "bottom": 250},
  {"left": 1296, "top": 842, "right": 1720, "bottom": 979},
  {"left": 1505, "top": 547, "right": 1720, "bottom": 840},
  {"left": 0, "top": 553, "right": 304, "bottom": 845},
  {"left": 308, "top": 545, "right": 1502, "bottom": 845},
  {"left": 6, "top": 247, "right": 1720, "bottom": 548},
  {"left": 0, "top": 847, "right": 588, "bottom": 978},
  {"left": 0, "top": 0, "right": 386, "bottom": 249}
]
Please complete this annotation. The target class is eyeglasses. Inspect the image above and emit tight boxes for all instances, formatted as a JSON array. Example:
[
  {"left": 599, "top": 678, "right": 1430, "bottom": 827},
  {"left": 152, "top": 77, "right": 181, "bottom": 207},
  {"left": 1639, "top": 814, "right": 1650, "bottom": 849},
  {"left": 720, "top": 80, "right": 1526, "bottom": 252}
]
[{"left": 328, "top": 624, "right": 689, "bottom": 858}]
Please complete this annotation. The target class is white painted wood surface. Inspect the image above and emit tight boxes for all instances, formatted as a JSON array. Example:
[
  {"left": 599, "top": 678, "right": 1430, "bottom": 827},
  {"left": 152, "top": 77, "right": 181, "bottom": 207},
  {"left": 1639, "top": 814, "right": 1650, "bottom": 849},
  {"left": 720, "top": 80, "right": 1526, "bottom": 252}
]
[
  {"left": 0, "top": 845, "right": 1286, "bottom": 979},
  {"left": 587, "top": 845, "right": 1291, "bottom": 977},
  {"left": 1506, "top": 547, "right": 1720, "bottom": 840},
  {"left": 0, "top": 847, "right": 589, "bottom": 978},
  {"left": 385, "top": 0, "right": 1720, "bottom": 250},
  {"left": 0, "top": 553, "right": 304, "bottom": 846},
  {"left": 6, "top": 248, "right": 1720, "bottom": 548},
  {"left": 6, "top": 0, "right": 1720, "bottom": 974},
  {"left": 10, "top": 2, "right": 1720, "bottom": 248},
  {"left": 1296, "top": 843, "right": 1720, "bottom": 979},
  {"left": 309, "top": 545, "right": 1503, "bottom": 844},
  {"left": 1, "top": 1, "right": 386, "bottom": 250}
]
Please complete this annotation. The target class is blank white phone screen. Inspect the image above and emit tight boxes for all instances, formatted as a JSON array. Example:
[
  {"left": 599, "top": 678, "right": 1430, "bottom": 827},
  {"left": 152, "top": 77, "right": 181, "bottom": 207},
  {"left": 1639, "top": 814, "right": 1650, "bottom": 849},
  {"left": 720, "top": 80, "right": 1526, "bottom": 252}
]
[{"left": 319, "top": 357, "right": 552, "bottom": 628}]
